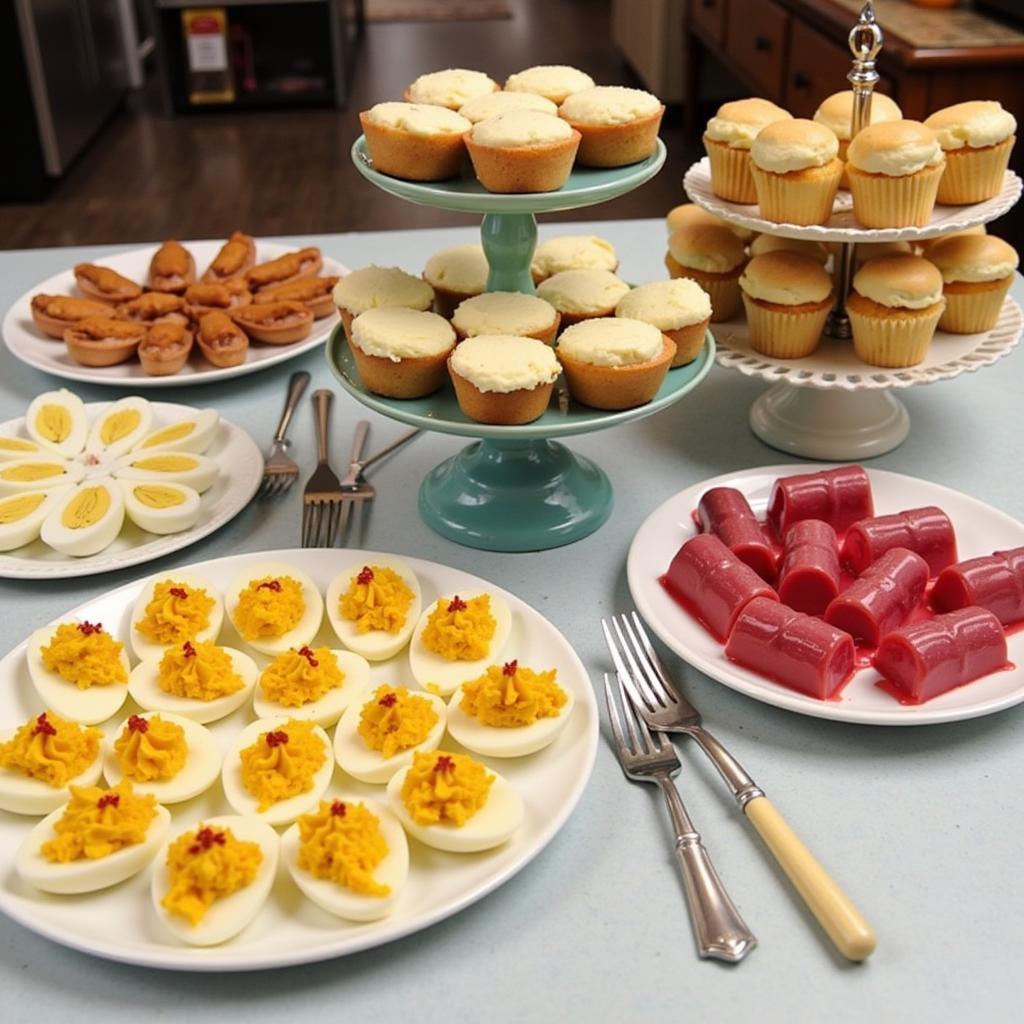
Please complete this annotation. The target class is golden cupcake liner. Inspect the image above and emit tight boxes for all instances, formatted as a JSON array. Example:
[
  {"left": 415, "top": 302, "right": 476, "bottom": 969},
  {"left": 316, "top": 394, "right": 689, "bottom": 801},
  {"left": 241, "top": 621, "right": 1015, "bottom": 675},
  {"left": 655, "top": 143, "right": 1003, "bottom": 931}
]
[
  {"left": 742, "top": 296, "right": 830, "bottom": 359},
  {"left": 936, "top": 137, "right": 1014, "bottom": 205},
  {"left": 750, "top": 162, "right": 843, "bottom": 226},
  {"left": 703, "top": 138, "right": 757, "bottom": 204},
  {"left": 664, "top": 320, "right": 709, "bottom": 366},
  {"left": 939, "top": 279, "right": 1011, "bottom": 334},
  {"left": 849, "top": 302, "right": 945, "bottom": 367},
  {"left": 848, "top": 162, "right": 945, "bottom": 228}
]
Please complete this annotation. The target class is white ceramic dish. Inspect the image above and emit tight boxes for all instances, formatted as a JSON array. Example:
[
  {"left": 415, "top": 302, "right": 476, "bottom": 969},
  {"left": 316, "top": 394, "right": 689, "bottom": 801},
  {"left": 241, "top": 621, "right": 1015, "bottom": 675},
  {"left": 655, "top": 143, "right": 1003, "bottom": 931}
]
[
  {"left": 0, "top": 402, "right": 262, "bottom": 579},
  {"left": 2, "top": 240, "right": 348, "bottom": 388},
  {"left": 0, "top": 548, "right": 598, "bottom": 969},
  {"left": 627, "top": 465, "right": 1024, "bottom": 726}
]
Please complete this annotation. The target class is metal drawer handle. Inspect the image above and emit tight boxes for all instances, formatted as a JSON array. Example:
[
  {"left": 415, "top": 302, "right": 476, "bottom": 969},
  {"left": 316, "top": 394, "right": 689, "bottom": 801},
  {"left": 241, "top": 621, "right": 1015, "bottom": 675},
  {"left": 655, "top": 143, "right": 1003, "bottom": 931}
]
[
  {"left": 793, "top": 71, "right": 811, "bottom": 90},
  {"left": 754, "top": 35, "right": 771, "bottom": 52}
]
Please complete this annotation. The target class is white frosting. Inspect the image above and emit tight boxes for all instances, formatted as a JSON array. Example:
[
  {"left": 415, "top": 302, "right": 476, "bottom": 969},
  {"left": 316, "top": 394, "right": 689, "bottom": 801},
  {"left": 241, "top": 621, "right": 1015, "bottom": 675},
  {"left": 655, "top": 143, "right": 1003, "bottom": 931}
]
[
  {"left": 559, "top": 86, "right": 661, "bottom": 126},
  {"left": 751, "top": 120, "right": 838, "bottom": 173},
  {"left": 458, "top": 91, "right": 557, "bottom": 123},
  {"left": 853, "top": 267, "right": 944, "bottom": 309},
  {"left": 925, "top": 101, "right": 1017, "bottom": 151},
  {"left": 406, "top": 69, "right": 497, "bottom": 109},
  {"left": 333, "top": 266, "right": 434, "bottom": 315},
  {"left": 740, "top": 260, "right": 833, "bottom": 306},
  {"left": 847, "top": 122, "right": 944, "bottom": 177},
  {"left": 704, "top": 99, "right": 793, "bottom": 149},
  {"left": 423, "top": 245, "right": 488, "bottom": 294},
  {"left": 450, "top": 334, "right": 561, "bottom": 393},
  {"left": 504, "top": 65, "right": 595, "bottom": 103},
  {"left": 470, "top": 111, "right": 574, "bottom": 148},
  {"left": 615, "top": 279, "right": 711, "bottom": 330},
  {"left": 365, "top": 102, "right": 471, "bottom": 136},
  {"left": 351, "top": 307, "right": 455, "bottom": 360},
  {"left": 452, "top": 291, "right": 557, "bottom": 336},
  {"left": 536, "top": 270, "right": 630, "bottom": 314},
  {"left": 927, "top": 237, "right": 1019, "bottom": 283},
  {"left": 557, "top": 317, "right": 664, "bottom": 367},
  {"left": 531, "top": 235, "right": 618, "bottom": 277}
]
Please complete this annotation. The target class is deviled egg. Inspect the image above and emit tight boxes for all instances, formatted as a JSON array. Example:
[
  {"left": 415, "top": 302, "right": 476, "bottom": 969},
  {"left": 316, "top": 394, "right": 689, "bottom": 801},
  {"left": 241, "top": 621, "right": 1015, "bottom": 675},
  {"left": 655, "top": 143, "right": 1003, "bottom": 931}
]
[
  {"left": 226, "top": 562, "right": 324, "bottom": 657},
  {"left": 0, "top": 486, "right": 73, "bottom": 551},
  {"left": 85, "top": 396, "right": 153, "bottom": 459},
  {"left": 41, "top": 480, "right": 125, "bottom": 556},
  {"left": 25, "top": 389, "right": 88, "bottom": 458},
  {"left": 132, "top": 409, "right": 220, "bottom": 456},
  {"left": 0, "top": 458, "right": 83, "bottom": 495},
  {"left": 129, "top": 571, "right": 224, "bottom": 662},
  {"left": 113, "top": 451, "right": 219, "bottom": 494},
  {"left": 122, "top": 480, "right": 201, "bottom": 535}
]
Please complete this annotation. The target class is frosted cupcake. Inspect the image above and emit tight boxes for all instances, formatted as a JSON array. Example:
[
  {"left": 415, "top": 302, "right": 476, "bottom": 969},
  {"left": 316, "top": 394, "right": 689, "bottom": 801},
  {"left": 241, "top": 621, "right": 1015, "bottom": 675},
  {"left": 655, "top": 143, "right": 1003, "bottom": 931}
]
[
  {"left": 615, "top": 279, "right": 711, "bottom": 366},
  {"left": 451, "top": 291, "right": 560, "bottom": 345},
  {"left": 924, "top": 101, "right": 1016, "bottom": 205},
  {"left": 749, "top": 234, "right": 829, "bottom": 264},
  {"left": 703, "top": 98, "right": 793, "bottom": 203},
  {"left": 458, "top": 91, "right": 557, "bottom": 123},
  {"left": 359, "top": 102, "right": 471, "bottom": 181},
  {"left": 465, "top": 111, "right": 580, "bottom": 193},
  {"left": 333, "top": 266, "right": 434, "bottom": 341},
  {"left": 350, "top": 307, "right": 456, "bottom": 398},
  {"left": 666, "top": 203, "right": 754, "bottom": 242},
  {"left": 847, "top": 255, "right": 945, "bottom": 367},
  {"left": 813, "top": 90, "right": 902, "bottom": 188},
  {"left": 851, "top": 240, "right": 912, "bottom": 267},
  {"left": 537, "top": 270, "right": 630, "bottom": 326},
  {"left": 448, "top": 335, "right": 561, "bottom": 424},
  {"left": 750, "top": 119, "right": 843, "bottom": 225},
  {"left": 405, "top": 68, "right": 498, "bottom": 110},
  {"left": 558, "top": 86, "right": 664, "bottom": 167},
  {"left": 665, "top": 223, "right": 747, "bottom": 322},
  {"left": 423, "top": 244, "right": 489, "bottom": 318},
  {"left": 918, "top": 225, "right": 985, "bottom": 255},
  {"left": 531, "top": 235, "right": 618, "bottom": 283},
  {"left": 926, "top": 234, "right": 1018, "bottom": 334},
  {"left": 504, "top": 65, "right": 595, "bottom": 105}
]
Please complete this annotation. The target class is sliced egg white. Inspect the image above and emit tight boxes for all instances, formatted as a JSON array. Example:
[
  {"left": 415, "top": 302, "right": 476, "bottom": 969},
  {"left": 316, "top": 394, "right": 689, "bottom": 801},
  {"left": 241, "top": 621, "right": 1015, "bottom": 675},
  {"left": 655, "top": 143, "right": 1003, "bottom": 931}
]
[
  {"left": 225, "top": 562, "right": 324, "bottom": 657},
  {"left": 221, "top": 717, "right": 334, "bottom": 827},
  {"left": 16, "top": 802, "right": 171, "bottom": 894},
  {"left": 0, "top": 731, "right": 104, "bottom": 815},
  {"left": 151, "top": 814, "right": 279, "bottom": 947},
  {"left": 281, "top": 797, "right": 408, "bottom": 922},
  {"left": 132, "top": 409, "right": 220, "bottom": 456},
  {"left": 113, "top": 451, "right": 219, "bottom": 494},
  {"left": 129, "top": 570, "right": 225, "bottom": 662},
  {"left": 26, "top": 621, "right": 131, "bottom": 725},
  {"left": 41, "top": 480, "right": 125, "bottom": 557},
  {"left": 408, "top": 591, "right": 513, "bottom": 698},
  {"left": 121, "top": 479, "right": 200, "bottom": 535},
  {"left": 0, "top": 436, "right": 45, "bottom": 462},
  {"left": 333, "top": 690, "right": 447, "bottom": 784},
  {"left": 102, "top": 712, "right": 222, "bottom": 804},
  {"left": 25, "top": 389, "right": 89, "bottom": 458},
  {"left": 252, "top": 649, "right": 371, "bottom": 727},
  {"left": 128, "top": 646, "right": 258, "bottom": 724},
  {"left": 0, "top": 458, "right": 84, "bottom": 495},
  {"left": 0, "top": 486, "right": 74, "bottom": 552},
  {"left": 385, "top": 760, "right": 523, "bottom": 853},
  {"left": 325, "top": 557, "right": 422, "bottom": 662},
  {"left": 85, "top": 396, "right": 153, "bottom": 459}
]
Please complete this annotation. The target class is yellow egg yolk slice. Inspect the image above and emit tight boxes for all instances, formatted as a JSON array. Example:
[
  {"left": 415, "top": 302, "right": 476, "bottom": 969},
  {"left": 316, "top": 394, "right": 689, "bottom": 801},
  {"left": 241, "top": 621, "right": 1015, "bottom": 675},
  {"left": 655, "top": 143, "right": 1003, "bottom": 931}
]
[
  {"left": 0, "top": 438, "right": 38, "bottom": 453},
  {"left": 158, "top": 641, "right": 243, "bottom": 700},
  {"left": 239, "top": 719, "right": 326, "bottom": 812},
  {"left": 401, "top": 750, "right": 493, "bottom": 827},
  {"left": 297, "top": 799, "right": 390, "bottom": 897},
  {"left": 114, "top": 714, "right": 188, "bottom": 782},
  {"left": 259, "top": 647, "right": 343, "bottom": 707},
  {"left": 141, "top": 422, "right": 195, "bottom": 448},
  {"left": 460, "top": 660, "right": 567, "bottom": 727},
  {"left": 41, "top": 780, "right": 157, "bottom": 862},
  {"left": 357, "top": 685, "right": 439, "bottom": 758},
  {"left": 135, "top": 580, "right": 215, "bottom": 646},
  {"left": 41, "top": 621, "right": 127, "bottom": 688},
  {"left": 0, "top": 711, "right": 101, "bottom": 787},
  {"left": 339, "top": 565, "right": 414, "bottom": 634},
  {"left": 99, "top": 409, "right": 142, "bottom": 445},
  {"left": 61, "top": 486, "right": 111, "bottom": 529},
  {"left": 421, "top": 594, "right": 496, "bottom": 661},
  {"left": 1, "top": 463, "right": 65, "bottom": 482},
  {"left": 35, "top": 404, "right": 72, "bottom": 444},
  {"left": 132, "top": 485, "right": 185, "bottom": 509},
  {"left": 130, "top": 455, "right": 198, "bottom": 472},
  {"left": 0, "top": 493, "right": 47, "bottom": 524},
  {"left": 233, "top": 576, "right": 305, "bottom": 640}
]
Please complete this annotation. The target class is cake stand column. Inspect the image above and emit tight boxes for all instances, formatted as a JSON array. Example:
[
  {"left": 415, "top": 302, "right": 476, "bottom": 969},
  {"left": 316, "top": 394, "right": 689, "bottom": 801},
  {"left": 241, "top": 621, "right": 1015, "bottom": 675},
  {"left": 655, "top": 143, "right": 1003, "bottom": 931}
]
[{"left": 481, "top": 212, "right": 538, "bottom": 294}]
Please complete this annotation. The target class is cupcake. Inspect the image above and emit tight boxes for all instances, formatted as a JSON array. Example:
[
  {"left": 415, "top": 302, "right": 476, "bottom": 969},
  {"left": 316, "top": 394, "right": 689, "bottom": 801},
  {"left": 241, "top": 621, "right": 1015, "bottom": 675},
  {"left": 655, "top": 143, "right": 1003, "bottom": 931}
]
[
  {"left": 504, "top": 65, "right": 595, "bottom": 105},
  {"left": 846, "top": 121, "right": 945, "bottom": 228},
  {"left": 458, "top": 91, "right": 558, "bottom": 123},
  {"left": 615, "top": 279, "right": 711, "bottom": 366},
  {"left": 847, "top": 255, "right": 945, "bottom": 367},
  {"left": 851, "top": 240, "right": 913, "bottom": 267},
  {"left": 451, "top": 291, "right": 560, "bottom": 345},
  {"left": 558, "top": 86, "right": 664, "bottom": 167},
  {"left": 739, "top": 252, "right": 834, "bottom": 359},
  {"left": 918, "top": 225, "right": 986, "bottom": 255},
  {"left": 448, "top": 335, "right": 561, "bottom": 424},
  {"left": 465, "top": 111, "right": 580, "bottom": 194},
  {"left": 665, "top": 223, "right": 747, "bottom": 321},
  {"left": 813, "top": 90, "right": 902, "bottom": 188},
  {"left": 405, "top": 68, "right": 498, "bottom": 110},
  {"left": 536, "top": 270, "right": 630, "bottom": 326},
  {"left": 926, "top": 234, "right": 1018, "bottom": 334},
  {"left": 666, "top": 203, "right": 754, "bottom": 242},
  {"left": 750, "top": 234, "right": 829, "bottom": 264},
  {"left": 703, "top": 98, "right": 793, "bottom": 203},
  {"left": 924, "top": 101, "right": 1016, "bottom": 205},
  {"left": 349, "top": 307, "right": 456, "bottom": 399},
  {"left": 359, "top": 102, "right": 471, "bottom": 181},
  {"left": 423, "top": 244, "right": 489, "bottom": 318},
  {"left": 333, "top": 266, "right": 434, "bottom": 341},
  {"left": 556, "top": 318, "right": 675, "bottom": 410},
  {"left": 750, "top": 119, "right": 843, "bottom": 225},
  {"left": 531, "top": 235, "right": 618, "bottom": 283}
]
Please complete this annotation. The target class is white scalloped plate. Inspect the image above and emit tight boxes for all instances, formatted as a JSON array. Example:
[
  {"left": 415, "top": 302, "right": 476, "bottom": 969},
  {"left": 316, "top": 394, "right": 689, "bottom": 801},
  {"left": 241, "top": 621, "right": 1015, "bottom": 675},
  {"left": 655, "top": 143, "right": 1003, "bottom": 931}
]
[{"left": 683, "top": 158, "right": 1022, "bottom": 242}]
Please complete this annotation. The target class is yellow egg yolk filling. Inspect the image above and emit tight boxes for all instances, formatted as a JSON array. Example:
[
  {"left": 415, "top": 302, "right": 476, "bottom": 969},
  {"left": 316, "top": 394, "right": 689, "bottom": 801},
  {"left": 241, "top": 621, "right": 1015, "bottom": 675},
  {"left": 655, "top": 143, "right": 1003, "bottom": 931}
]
[
  {"left": 401, "top": 750, "right": 493, "bottom": 827},
  {"left": 460, "top": 661, "right": 567, "bottom": 727},
  {"left": 135, "top": 579, "right": 215, "bottom": 645},
  {"left": 339, "top": 566, "right": 414, "bottom": 634},
  {"left": 114, "top": 714, "right": 188, "bottom": 782},
  {"left": 162, "top": 824, "right": 262, "bottom": 926},
  {"left": 0, "top": 438, "right": 38, "bottom": 452},
  {"left": 41, "top": 622, "right": 127, "bottom": 688},
  {"left": 142, "top": 422, "right": 195, "bottom": 448},
  {"left": 41, "top": 780, "right": 157, "bottom": 862},
  {"left": 158, "top": 641, "right": 243, "bottom": 700},
  {"left": 0, "top": 711, "right": 101, "bottom": 787},
  {"left": 297, "top": 799, "right": 391, "bottom": 897},
  {"left": 133, "top": 485, "right": 185, "bottom": 509},
  {"left": 130, "top": 455, "right": 198, "bottom": 472},
  {"left": 358, "top": 685, "right": 439, "bottom": 758},
  {"left": 239, "top": 719, "right": 326, "bottom": 811},
  {"left": 1, "top": 462, "right": 65, "bottom": 482},
  {"left": 259, "top": 647, "right": 343, "bottom": 707},
  {"left": 0, "top": 493, "right": 47, "bottom": 524},
  {"left": 99, "top": 409, "right": 141, "bottom": 445},
  {"left": 61, "top": 486, "right": 111, "bottom": 529},
  {"left": 421, "top": 595, "right": 496, "bottom": 662},
  {"left": 233, "top": 576, "right": 305, "bottom": 640},
  {"left": 35, "top": 404, "right": 72, "bottom": 444}
]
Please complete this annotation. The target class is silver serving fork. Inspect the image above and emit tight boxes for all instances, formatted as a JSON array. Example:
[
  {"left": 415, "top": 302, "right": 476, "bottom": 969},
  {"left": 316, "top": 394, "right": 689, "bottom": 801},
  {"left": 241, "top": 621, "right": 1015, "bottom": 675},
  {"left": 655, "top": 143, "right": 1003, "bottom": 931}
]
[
  {"left": 603, "top": 672, "right": 756, "bottom": 963},
  {"left": 301, "top": 390, "right": 345, "bottom": 547},
  {"left": 259, "top": 370, "right": 309, "bottom": 496},
  {"left": 602, "top": 611, "right": 877, "bottom": 962}
]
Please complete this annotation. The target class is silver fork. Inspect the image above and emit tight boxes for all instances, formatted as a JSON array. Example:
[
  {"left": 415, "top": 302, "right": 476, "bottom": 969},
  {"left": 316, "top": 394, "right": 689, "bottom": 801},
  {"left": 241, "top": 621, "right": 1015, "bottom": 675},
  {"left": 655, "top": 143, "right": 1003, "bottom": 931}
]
[
  {"left": 259, "top": 370, "right": 309, "bottom": 496},
  {"left": 602, "top": 611, "right": 877, "bottom": 962},
  {"left": 301, "top": 389, "right": 345, "bottom": 548},
  {"left": 603, "top": 672, "right": 756, "bottom": 963}
]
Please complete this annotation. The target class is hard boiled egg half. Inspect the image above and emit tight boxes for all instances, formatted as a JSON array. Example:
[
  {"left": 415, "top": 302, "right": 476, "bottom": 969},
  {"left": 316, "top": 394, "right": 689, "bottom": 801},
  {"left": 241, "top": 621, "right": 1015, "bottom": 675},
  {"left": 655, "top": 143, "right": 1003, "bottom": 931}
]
[
  {"left": 132, "top": 409, "right": 220, "bottom": 456},
  {"left": 41, "top": 480, "right": 125, "bottom": 557},
  {"left": 122, "top": 480, "right": 201, "bottom": 535},
  {"left": 113, "top": 451, "right": 219, "bottom": 494},
  {"left": 129, "top": 570, "right": 225, "bottom": 662},
  {"left": 0, "top": 486, "right": 73, "bottom": 552},
  {"left": 85, "top": 396, "right": 153, "bottom": 459},
  {"left": 226, "top": 562, "right": 324, "bottom": 657},
  {"left": 0, "top": 458, "right": 83, "bottom": 495},
  {"left": 252, "top": 648, "right": 371, "bottom": 728},
  {"left": 25, "top": 389, "right": 88, "bottom": 458}
]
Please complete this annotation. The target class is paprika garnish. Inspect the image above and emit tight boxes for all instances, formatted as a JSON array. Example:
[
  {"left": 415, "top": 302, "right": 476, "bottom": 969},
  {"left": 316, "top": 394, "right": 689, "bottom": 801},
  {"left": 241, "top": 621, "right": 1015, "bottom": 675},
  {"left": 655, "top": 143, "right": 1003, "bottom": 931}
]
[
  {"left": 357, "top": 567, "right": 374, "bottom": 585},
  {"left": 127, "top": 714, "right": 149, "bottom": 734},
  {"left": 33, "top": 712, "right": 57, "bottom": 737},
  {"left": 447, "top": 596, "right": 467, "bottom": 613},
  {"left": 182, "top": 640, "right": 197, "bottom": 658},
  {"left": 378, "top": 691, "right": 398, "bottom": 708},
  {"left": 169, "top": 587, "right": 188, "bottom": 599},
  {"left": 331, "top": 800, "right": 347, "bottom": 817},
  {"left": 97, "top": 793, "right": 120, "bottom": 810},
  {"left": 257, "top": 579, "right": 282, "bottom": 592},
  {"left": 503, "top": 660, "right": 518, "bottom": 677},
  {"left": 188, "top": 825, "right": 226, "bottom": 855},
  {"left": 435, "top": 754, "right": 455, "bottom": 774},
  {"left": 298, "top": 645, "right": 319, "bottom": 668},
  {"left": 78, "top": 621, "right": 103, "bottom": 636},
  {"left": 265, "top": 730, "right": 289, "bottom": 748}
]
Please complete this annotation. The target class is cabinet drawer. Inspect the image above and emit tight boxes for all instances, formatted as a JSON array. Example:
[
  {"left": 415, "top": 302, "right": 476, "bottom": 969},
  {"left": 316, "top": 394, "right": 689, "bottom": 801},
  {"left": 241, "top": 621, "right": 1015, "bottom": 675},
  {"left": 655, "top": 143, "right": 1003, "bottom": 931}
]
[
  {"left": 784, "top": 21, "right": 857, "bottom": 117},
  {"left": 724, "top": 0, "right": 789, "bottom": 98},
  {"left": 692, "top": 0, "right": 726, "bottom": 46}
]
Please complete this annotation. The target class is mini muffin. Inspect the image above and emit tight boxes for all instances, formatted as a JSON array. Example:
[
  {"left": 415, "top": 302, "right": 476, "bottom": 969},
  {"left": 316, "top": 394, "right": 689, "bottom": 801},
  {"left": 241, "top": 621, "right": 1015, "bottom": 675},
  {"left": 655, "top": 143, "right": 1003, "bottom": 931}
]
[
  {"left": 256, "top": 276, "right": 340, "bottom": 319},
  {"left": 465, "top": 111, "right": 580, "bottom": 194},
  {"left": 202, "top": 231, "right": 256, "bottom": 283},
  {"left": 847, "top": 254, "right": 945, "bottom": 367},
  {"left": 74, "top": 264, "right": 142, "bottom": 303},
  {"left": 448, "top": 335, "right": 561, "bottom": 424},
  {"left": 31, "top": 295, "right": 114, "bottom": 339},
  {"left": 749, "top": 234, "right": 829, "bottom": 264},
  {"left": 503, "top": 65, "right": 595, "bottom": 105},
  {"left": 531, "top": 235, "right": 618, "bottom": 283},
  {"left": 926, "top": 234, "right": 1018, "bottom": 334},
  {"left": 350, "top": 307, "right": 456, "bottom": 398},
  {"left": 556, "top": 318, "right": 675, "bottom": 410},
  {"left": 703, "top": 98, "right": 793, "bottom": 203},
  {"left": 139, "top": 321, "right": 194, "bottom": 376},
  {"left": 115, "top": 292, "right": 189, "bottom": 326},
  {"left": 232, "top": 301, "right": 314, "bottom": 344},
  {"left": 423, "top": 244, "right": 489, "bottom": 317},
  {"left": 558, "top": 86, "right": 664, "bottom": 167},
  {"left": 813, "top": 90, "right": 902, "bottom": 187},
  {"left": 458, "top": 91, "right": 557, "bottom": 124},
  {"left": 149, "top": 241, "right": 195, "bottom": 294},
  {"left": 185, "top": 279, "right": 253, "bottom": 319},
  {"left": 451, "top": 291, "right": 561, "bottom": 345},
  {"left": 360, "top": 102, "right": 471, "bottom": 182},
  {"left": 615, "top": 279, "right": 711, "bottom": 366},
  {"left": 405, "top": 68, "right": 498, "bottom": 110},
  {"left": 665, "top": 223, "right": 747, "bottom": 321},
  {"left": 196, "top": 311, "right": 248, "bottom": 368},
  {"left": 63, "top": 318, "right": 146, "bottom": 367},
  {"left": 537, "top": 270, "right": 630, "bottom": 326},
  {"left": 925, "top": 101, "right": 1017, "bottom": 204},
  {"left": 666, "top": 203, "right": 754, "bottom": 242},
  {"left": 846, "top": 121, "right": 945, "bottom": 228},
  {"left": 739, "top": 252, "right": 834, "bottom": 359},
  {"left": 332, "top": 266, "right": 434, "bottom": 341},
  {"left": 750, "top": 119, "right": 843, "bottom": 225}
]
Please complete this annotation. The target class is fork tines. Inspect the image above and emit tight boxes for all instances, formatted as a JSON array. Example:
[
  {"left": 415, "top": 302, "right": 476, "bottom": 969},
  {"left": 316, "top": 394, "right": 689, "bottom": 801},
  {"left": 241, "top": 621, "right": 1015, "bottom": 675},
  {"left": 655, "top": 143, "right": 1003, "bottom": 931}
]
[
  {"left": 602, "top": 612, "right": 681, "bottom": 718},
  {"left": 301, "top": 487, "right": 344, "bottom": 547},
  {"left": 603, "top": 672, "right": 671, "bottom": 769}
]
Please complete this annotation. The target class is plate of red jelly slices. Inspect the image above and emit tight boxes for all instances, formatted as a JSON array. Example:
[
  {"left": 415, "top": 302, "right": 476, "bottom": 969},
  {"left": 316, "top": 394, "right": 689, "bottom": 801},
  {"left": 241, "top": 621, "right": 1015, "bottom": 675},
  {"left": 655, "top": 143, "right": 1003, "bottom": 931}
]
[{"left": 627, "top": 464, "right": 1024, "bottom": 725}]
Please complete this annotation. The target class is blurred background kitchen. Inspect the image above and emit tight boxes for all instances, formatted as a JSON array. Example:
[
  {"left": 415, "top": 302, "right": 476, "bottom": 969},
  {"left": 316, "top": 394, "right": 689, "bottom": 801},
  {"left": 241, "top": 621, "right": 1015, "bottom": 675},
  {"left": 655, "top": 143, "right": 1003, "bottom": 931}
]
[{"left": 3, "top": 0, "right": 1022, "bottom": 248}]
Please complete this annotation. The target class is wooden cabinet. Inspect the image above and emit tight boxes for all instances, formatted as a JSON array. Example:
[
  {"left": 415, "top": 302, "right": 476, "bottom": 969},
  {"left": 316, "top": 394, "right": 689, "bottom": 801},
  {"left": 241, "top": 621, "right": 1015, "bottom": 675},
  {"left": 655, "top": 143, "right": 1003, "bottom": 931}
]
[
  {"left": 724, "top": 0, "right": 789, "bottom": 98},
  {"left": 691, "top": 0, "right": 726, "bottom": 46}
]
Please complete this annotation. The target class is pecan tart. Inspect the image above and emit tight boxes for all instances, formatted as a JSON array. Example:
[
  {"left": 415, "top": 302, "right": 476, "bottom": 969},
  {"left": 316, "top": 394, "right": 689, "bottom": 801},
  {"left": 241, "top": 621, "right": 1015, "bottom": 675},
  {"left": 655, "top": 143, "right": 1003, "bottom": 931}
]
[
  {"left": 244, "top": 248, "right": 322, "bottom": 291},
  {"left": 31, "top": 294, "right": 114, "bottom": 339},
  {"left": 256, "top": 275, "right": 340, "bottom": 318},
  {"left": 202, "top": 231, "right": 257, "bottom": 283},
  {"left": 197, "top": 311, "right": 249, "bottom": 368},
  {"left": 116, "top": 291, "right": 189, "bottom": 326},
  {"left": 232, "top": 301, "right": 314, "bottom": 344},
  {"left": 138, "top": 321, "right": 194, "bottom": 376},
  {"left": 184, "top": 278, "right": 253, "bottom": 319},
  {"left": 73, "top": 264, "right": 143, "bottom": 303},
  {"left": 148, "top": 240, "right": 196, "bottom": 294},
  {"left": 63, "top": 317, "right": 147, "bottom": 367}
]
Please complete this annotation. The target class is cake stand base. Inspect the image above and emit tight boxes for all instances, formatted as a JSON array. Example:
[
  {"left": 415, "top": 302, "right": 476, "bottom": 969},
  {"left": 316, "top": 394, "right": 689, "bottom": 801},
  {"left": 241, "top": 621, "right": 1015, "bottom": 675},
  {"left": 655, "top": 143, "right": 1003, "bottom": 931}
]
[
  {"left": 750, "top": 383, "right": 909, "bottom": 460},
  {"left": 418, "top": 438, "right": 613, "bottom": 551}
]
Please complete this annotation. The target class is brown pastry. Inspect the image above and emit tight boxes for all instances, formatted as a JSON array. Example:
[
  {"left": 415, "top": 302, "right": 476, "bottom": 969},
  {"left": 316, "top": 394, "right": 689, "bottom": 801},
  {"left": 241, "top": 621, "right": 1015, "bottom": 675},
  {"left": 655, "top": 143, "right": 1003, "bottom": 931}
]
[
  {"left": 115, "top": 291, "right": 188, "bottom": 326},
  {"left": 256, "top": 276, "right": 340, "bottom": 318},
  {"left": 63, "top": 318, "right": 146, "bottom": 367},
  {"left": 30, "top": 295, "right": 114, "bottom": 339},
  {"left": 244, "top": 248, "right": 322, "bottom": 292},
  {"left": 202, "top": 231, "right": 257, "bottom": 283},
  {"left": 197, "top": 311, "right": 249, "bottom": 368},
  {"left": 73, "top": 264, "right": 143, "bottom": 303},
  {"left": 148, "top": 241, "right": 196, "bottom": 294},
  {"left": 138, "top": 321, "right": 194, "bottom": 376},
  {"left": 184, "top": 278, "right": 253, "bottom": 319},
  {"left": 232, "top": 301, "right": 314, "bottom": 344}
]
